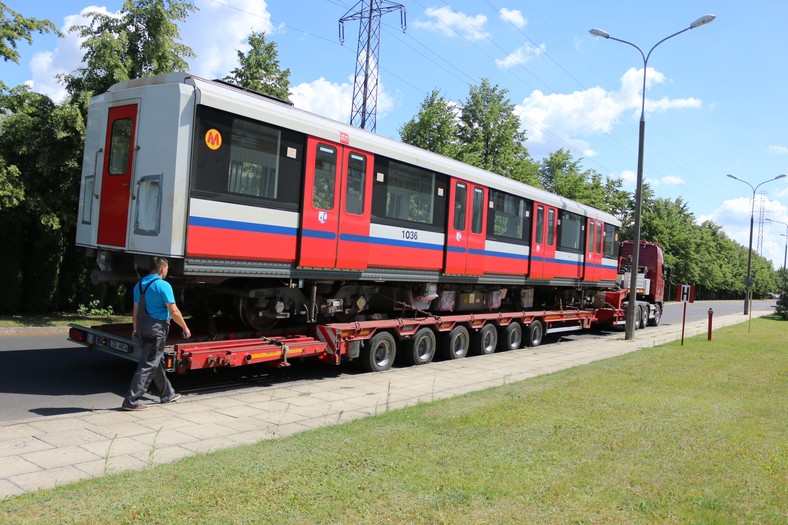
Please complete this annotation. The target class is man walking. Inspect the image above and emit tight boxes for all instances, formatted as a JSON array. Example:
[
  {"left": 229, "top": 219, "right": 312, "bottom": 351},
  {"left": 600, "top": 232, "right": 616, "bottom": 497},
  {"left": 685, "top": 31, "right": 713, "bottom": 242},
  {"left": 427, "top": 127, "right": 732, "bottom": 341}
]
[{"left": 122, "top": 257, "right": 191, "bottom": 411}]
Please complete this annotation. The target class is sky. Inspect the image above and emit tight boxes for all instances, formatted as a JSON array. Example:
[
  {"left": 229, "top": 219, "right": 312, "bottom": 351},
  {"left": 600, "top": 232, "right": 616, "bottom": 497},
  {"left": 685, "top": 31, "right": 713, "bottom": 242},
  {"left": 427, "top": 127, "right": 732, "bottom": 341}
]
[{"left": 3, "top": 0, "right": 788, "bottom": 270}]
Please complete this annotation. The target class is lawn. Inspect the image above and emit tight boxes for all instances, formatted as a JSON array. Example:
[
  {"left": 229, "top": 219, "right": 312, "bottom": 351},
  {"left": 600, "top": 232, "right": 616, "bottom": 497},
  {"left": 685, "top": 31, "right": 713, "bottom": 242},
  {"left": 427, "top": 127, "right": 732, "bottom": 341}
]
[{"left": 1, "top": 317, "right": 785, "bottom": 524}]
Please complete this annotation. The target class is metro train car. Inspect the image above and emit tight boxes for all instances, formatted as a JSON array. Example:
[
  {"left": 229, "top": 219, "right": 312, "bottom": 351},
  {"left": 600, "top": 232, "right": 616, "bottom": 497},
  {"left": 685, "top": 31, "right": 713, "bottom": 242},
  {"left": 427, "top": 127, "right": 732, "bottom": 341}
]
[{"left": 75, "top": 73, "right": 621, "bottom": 329}]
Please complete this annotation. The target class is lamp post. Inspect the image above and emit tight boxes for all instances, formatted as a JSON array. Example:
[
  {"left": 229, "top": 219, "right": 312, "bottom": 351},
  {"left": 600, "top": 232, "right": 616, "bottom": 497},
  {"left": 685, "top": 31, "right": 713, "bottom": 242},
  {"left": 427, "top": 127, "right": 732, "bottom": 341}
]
[
  {"left": 590, "top": 14, "right": 715, "bottom": 340},
  {"left": 765, "top": 218, "right": 788, "bottom": 271},
  {"left": 726, "top": 174, "right": 787, "bottom": 314}
]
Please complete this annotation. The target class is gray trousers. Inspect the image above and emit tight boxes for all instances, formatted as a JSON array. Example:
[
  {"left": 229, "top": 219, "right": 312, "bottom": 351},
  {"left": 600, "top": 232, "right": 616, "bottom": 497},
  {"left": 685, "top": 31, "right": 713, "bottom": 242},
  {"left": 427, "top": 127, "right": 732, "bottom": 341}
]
[{"left": 124, "top": 321, "right": 176, "bottom": 406}]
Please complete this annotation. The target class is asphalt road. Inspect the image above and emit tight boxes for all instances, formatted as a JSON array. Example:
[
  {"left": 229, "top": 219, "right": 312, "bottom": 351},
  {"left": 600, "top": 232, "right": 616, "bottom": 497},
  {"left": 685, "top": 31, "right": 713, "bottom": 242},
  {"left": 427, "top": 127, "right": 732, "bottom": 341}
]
[{"left": 0, "top": 299, "right": 776, "bottom": 424}]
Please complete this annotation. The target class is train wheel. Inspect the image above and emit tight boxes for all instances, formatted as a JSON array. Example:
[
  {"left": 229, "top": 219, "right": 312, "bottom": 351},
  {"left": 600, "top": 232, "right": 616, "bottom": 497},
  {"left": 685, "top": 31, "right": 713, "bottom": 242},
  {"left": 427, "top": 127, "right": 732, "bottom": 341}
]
[
  {"left": 404, "top": 327, "right": 436, "bottom": 366},
  {"left": 441, "top": 325, "right": 470, "bottom": 360},
  {"left": 525, "top": 320, "right": 544, "bottom": 347},
  {"left": 498, "top": 322, "right": 523, "bottom": 351},
  {"left": 647, "top": 304, "right": 662, "bottom": 327},
  {"left": 473, "top": 324, "right": 498, "bottom": 355},
  {"left": 360, "top": 332, "right": 397, "bottom": 372},
  {"left": 238, "top": 297, "right": 278, "bottom": 331}
]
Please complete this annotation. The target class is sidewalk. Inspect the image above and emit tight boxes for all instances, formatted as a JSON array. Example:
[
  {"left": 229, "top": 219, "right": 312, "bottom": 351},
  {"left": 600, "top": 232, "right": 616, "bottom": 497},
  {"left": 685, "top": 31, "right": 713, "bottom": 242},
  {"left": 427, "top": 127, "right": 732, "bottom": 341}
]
[{"left": 0, "top": 309, "right": 772, "bottom": 499}]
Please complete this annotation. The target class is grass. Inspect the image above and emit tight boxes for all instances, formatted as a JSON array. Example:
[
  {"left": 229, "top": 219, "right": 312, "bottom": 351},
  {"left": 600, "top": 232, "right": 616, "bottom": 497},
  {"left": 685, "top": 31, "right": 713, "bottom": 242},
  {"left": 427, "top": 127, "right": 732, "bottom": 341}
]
[
  {"left": 1, "top": 317, "right": 786, "bottom": 524},
  {"left": 0, "top": 313, "right": 131, "bottom": 328}
]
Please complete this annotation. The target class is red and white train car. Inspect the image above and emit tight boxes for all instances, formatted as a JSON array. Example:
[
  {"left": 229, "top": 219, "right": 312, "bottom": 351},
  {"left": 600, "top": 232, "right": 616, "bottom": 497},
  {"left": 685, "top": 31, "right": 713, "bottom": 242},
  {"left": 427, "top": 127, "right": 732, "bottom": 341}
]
[{"left": 75, "top": 73, "right": 621, "bottom": 328}]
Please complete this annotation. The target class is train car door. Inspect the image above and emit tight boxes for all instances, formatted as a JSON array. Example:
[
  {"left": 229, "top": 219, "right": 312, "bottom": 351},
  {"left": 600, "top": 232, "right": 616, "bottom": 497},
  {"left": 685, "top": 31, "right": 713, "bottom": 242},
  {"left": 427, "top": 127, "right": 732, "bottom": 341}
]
[
  {"left": 298, "top": 137, "right": 373, "bottom": 269},
  {"left": 585, "top": 218, "right": 604, "bottom": 282},
  {"left": 530, "top": 204, "right": 557, "bottom": 279},
  {"left": 97, "top": 104, "right": 137, "bottom": 247},
  {"left": 444, "top": 179, "right": 486, "bottom": 275}
]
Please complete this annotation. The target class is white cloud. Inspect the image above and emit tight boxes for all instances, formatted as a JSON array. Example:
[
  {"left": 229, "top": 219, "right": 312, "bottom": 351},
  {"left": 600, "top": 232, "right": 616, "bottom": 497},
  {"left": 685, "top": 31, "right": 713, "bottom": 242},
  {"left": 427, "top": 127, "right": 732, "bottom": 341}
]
[
  {"left": 499, "top": 8, "right": 526, "bottom": 28},
  {"left": 647, "top": 175, "right": 685, "bottom": 187},
  {"left": 182, "top": 0, "right": 274, "bottom": 80},
  {"left": 769, "top": 145, "right": 788, "bottom": 155},
  {"left": 290, "top": 76, "right": 394, "bottom": 127},
  {"left": 514, "top": 67, "right": 704, "bottom": 161},
  {"left": 414, "top": 7, "right": 489, "bottom": 41},
  {"left": 495, "top": 43, "right": 545, "bottom": 69}
]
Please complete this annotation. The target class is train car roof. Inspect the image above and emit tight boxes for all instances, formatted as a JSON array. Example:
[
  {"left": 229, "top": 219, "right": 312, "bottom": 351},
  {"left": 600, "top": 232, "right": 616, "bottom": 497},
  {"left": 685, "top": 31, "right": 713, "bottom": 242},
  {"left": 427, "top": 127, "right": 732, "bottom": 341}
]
[{"left": 107, "top": 73, "right": 620, "bottom": 226}]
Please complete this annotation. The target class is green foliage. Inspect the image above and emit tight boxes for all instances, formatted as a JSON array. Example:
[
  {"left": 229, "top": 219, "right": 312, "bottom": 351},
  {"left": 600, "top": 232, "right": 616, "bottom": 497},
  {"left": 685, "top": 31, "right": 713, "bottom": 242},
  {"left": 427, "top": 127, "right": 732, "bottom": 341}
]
[
  {"left": 77, "top": 299, "right": 115, "bottom": 316},
  {"left": 0, "top": 2, "right": 59, "bottom": 65},
  {"left": 60, "top": 0, "right": 196, "bottom": 96},
  {"left": 776, "top": 274, "right": 788, "bottom": 319},
  {"left": 399, "top": 89, "right": 460, "bottom": 158},
  {"left": 224, "top": 31, "right": 291, "bottom": 101},
  {"left": 456, "top": 78, "right": 538, "bottom": 182},
  {"left": 0, "top": 159, "right": 23, "bottom": 209}
]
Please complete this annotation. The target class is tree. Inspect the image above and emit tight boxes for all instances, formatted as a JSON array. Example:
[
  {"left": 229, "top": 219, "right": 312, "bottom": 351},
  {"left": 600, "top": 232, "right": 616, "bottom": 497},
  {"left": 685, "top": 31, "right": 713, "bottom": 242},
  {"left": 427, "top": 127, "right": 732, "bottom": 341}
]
[
  {"left": 61, "top": 0, "right": 196, "bottom": 97},
  {"left": 399, "top": 89, "right": 460, "bottom": 158},
  {"left": 0, "top": 2, "right": 58, "bottom": 65},
  {"left": 0, "top": 88, "right": 86, "bottom": 313},
  {"left": 224, "top": 31, "right": 290, "bottom": 101},
  {"left": 640, "top": 197, "right": 698, "bottom": 285},
  {"left": 456, "top": 79, "right": 538, "bottom": 184},
  {"left": 539, "top": 149, "right": 612, "bottom": 209}
]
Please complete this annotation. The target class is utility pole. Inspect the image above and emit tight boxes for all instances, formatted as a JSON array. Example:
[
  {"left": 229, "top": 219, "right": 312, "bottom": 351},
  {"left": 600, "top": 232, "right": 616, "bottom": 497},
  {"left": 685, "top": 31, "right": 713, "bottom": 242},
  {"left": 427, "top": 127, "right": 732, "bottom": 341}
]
[{"left": 339, "top": 0, "right": 406, "bottom": 132}]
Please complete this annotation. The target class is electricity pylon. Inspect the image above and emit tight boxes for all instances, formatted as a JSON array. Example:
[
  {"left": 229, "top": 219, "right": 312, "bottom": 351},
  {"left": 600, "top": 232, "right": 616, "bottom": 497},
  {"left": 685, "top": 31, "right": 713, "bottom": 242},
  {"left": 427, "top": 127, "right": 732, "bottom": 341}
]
[{"left": 339, "top": 0, "right": 406, "bottom": 132}]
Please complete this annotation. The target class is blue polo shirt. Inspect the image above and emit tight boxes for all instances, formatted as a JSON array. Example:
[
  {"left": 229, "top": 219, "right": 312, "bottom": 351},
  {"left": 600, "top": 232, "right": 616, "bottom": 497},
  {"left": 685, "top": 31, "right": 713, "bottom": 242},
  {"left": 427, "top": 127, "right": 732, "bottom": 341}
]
[{"left": 133, "top": 274, "right": 176, "bottom": 321}]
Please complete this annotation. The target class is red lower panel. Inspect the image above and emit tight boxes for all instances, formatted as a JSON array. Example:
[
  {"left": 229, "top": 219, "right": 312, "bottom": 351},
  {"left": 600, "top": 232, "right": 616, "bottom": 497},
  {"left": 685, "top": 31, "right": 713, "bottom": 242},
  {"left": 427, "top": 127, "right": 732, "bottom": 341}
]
[
  {"left": 186, "top": 226, "right": 296, "bottom": 262},
  {"left": 367, "top": 245, "right": 443, "bottom": 271}
]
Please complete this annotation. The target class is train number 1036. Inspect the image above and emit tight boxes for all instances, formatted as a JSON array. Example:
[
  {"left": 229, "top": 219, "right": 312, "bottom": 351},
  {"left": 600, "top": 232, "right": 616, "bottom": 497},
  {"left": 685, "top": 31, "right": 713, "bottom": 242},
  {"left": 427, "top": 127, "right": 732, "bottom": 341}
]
[{"left": 401, "top": 230, "right": 419, "bottom": 241}]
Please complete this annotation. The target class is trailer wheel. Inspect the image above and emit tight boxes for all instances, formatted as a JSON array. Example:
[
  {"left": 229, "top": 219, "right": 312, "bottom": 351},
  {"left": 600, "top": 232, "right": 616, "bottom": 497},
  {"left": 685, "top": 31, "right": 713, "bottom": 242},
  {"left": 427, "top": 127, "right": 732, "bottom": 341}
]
[
  {"left": 647, "top": 304, "right": 662, "bottom": 327},
  {"left": 525, "top": 320, "right": 544, "bottom": 347},
  {"left": 498, "top": 322, "right": 523, "bottom": 351},
  {"left": 473, "top": 324, "right": 498, "bottom": 355},
  {"left": 360, "top": 332, "right": 397, "bottom": 372},
  {"left": 404, "top": 327, "right": 436, "bottom": 366},
  {"left": 441, "top": 325, "right": 469, "bottom": 360}
]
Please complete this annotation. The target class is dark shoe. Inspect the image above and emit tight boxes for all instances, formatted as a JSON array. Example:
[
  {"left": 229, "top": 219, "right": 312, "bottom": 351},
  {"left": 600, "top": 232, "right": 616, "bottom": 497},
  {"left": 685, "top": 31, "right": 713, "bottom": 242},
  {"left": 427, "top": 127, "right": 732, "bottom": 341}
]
[
  {"left": 122, "top": 403, "right": 148, "bottom": 411},
  {"left": 161, "top": 393, "right": 181, "bottom": 404}
]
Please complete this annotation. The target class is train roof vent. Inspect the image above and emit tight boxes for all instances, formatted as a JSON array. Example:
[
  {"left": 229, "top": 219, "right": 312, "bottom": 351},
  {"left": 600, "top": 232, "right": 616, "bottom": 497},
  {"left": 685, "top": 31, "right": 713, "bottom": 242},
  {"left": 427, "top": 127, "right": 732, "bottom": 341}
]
[{"left": 212, "top": 79, "right": 294, "bottom": 107}]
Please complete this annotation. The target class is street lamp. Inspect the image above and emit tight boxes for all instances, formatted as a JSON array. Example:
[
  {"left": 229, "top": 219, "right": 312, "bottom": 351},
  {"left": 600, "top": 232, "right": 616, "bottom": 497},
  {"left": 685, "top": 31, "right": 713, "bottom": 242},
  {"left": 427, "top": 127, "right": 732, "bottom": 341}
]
[
  {"left": 726, "top": 174, "right": 787, "bottom": 314},
  {"left": 765, "top": 218, "right": 788, "bottom": 271},
  {"left": 590, "top": 14, "right": 716, "bottom": 340}
]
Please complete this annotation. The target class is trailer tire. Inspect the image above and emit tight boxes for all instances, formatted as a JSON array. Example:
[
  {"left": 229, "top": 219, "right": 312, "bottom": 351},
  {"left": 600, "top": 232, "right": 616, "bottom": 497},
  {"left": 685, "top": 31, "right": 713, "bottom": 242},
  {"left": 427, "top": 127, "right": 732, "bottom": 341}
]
[
  {"left": 525, "top": 320, "right": 544, "bottom": 347},
  {"left": 404, "top": 327, "right": 436, "bottom": 366},
  {"left": 498, "top": 322, "right": 523, "bottom": 351},
  {"left": 441, "top": 325, "right": 470, "bottom": 360},
  {"left": 647, "top": 304, "right": 662, "bottom": 327},
  {"left": 360, "top": 332, "right": 397, "bottom": 372},
  {"left": 473, "top": 324, "right": 498, "bottom": 355}
]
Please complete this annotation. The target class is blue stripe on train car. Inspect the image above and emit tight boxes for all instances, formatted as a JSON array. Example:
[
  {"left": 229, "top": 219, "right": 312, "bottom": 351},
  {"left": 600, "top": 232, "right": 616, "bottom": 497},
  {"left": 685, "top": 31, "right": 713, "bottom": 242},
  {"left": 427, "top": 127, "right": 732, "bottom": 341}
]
[{"left": 189, "top": 216, "right": 298, "bottom": 236}]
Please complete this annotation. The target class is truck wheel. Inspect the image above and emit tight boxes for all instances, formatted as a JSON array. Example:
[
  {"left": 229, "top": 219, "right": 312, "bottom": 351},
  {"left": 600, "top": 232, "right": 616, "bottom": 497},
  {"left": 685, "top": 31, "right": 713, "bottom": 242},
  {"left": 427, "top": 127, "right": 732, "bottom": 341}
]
[
  {"left": 360, "top": 332, "right": 397, "bottom": 372},
  {"left": 647, "top": 304, "right": 662, "bottom": 327},
  {"left": 639, "top": 305, "right": 648, "bottom": 329},
  {"left": 472, "top": 324, "right": 498, "bottom": 355},
  {"left": 404, "top": 327, "right": 436, "bottom": 366},
  {"left": 525, "top": 320, "right": 544, "bottom": 347},
  {"left": 441, "top": 325, "right": 469, "bottom": 360},
  {"left": 498, "top": 322, "right": 523, "bottom": 351}
]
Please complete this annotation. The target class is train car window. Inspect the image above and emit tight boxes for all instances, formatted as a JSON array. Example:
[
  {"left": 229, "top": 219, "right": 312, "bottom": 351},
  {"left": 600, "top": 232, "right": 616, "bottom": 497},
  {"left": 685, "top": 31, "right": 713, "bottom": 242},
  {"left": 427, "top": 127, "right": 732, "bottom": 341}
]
[
  {"left": 603, "top": 223, "right": 619, "bottom": 258},
  {"left": 192, "top": 106, "right": 304, "bottom": 211},
  {"left": 471, "top": 187, "right": 484, "bottom": 234},
  {"left": 345, "top": 153, "right": 366, "bottom": 215},
  {"left": 547, "top": 209, "right": 555, "bottom": 246},
  {"left": 596, "top": 221, "right": 604, "bottom": 253},
  {"left": 371, "top": 157, "right": 447, "bottom": 231},
  {"left": 312, "top": 145, "right": 336, "bottom": 210},
  {"left": 588, "top": 219, "right": 595, "bottom": 252},
  {"left": 535, "top": 206, "right": 544, "bottom": 244},
  {"left": 558, "top": 210, "right": 582, "bottom": 253},
  {"left": 454, "top": 183, "right": 467, "bottom": 230},
  {"left": 108, "top": 118, "right": 132, "bottom": 175},
  {"left": 486, "top": 190, "right": 531, "bottom": 245}
]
